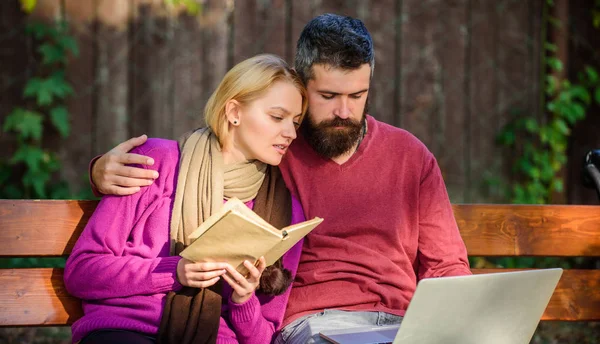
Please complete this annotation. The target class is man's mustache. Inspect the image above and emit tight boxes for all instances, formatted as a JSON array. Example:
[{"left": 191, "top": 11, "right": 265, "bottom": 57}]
[{"left": 319, "top": 117, "right": 361, "bottom": 128}]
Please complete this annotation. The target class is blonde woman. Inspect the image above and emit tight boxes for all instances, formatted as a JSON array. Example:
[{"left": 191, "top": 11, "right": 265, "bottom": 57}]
[{"left": 64, "top": 54, "right": 308, "bottom": 344}]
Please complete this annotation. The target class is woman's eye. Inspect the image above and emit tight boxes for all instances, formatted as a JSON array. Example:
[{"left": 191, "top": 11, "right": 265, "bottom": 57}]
[
  {"left": 293, "top": 122, "right": 300, "bottom": 128},
  {"left": 271, "top": 116, "right": 283, "bottom": 121}
]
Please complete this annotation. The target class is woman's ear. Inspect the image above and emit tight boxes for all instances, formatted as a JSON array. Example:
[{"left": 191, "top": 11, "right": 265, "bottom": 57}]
[{"left": 225, "top": 100, "right": 242, "bottom": 126}]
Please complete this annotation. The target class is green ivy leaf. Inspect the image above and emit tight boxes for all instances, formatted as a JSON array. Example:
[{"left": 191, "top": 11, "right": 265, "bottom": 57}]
[
  {"left": 25, "top": 22, "right": 48, "bottom": 39},
  {"left": 552, "top": 119, "right": 570, "bottom": 135},
  {"left": 552, "top": 179, "right": 564, "bottom": 192},
  {"left": 595, "top": 87, "right": 600, "bottom": 104},
  {"left": 585, "top": 66, "right": 599, "bottom": 83},
  {"left": 24, "top": 78, "right": 53, "bottom": 106},
  {"left": 571, "top": 103, "right": 586, "bottom": 120},
  {"left": 45, "top": 153, "right": 61, "bottom": 172},
  {"left": 49, "top": 106, "right": 70, "bottom": 137},
  {"left": 496, "top": 130, "right": 515, "bottom": 146},
  {"left": 2, "top": 108, "right": 44, "bottom": 140},
  {"left": 38, "top": 43, "right": 66, "bottom": 65},
  {"left": 528, "top": 168, "right": 541, "bottom": 180},
  {"left": 539, "top": 127, "right": 549, "bottom": 143},
  {"left": 58, "top": 36, "right": 79, "bottom": 57},
  {"left": 524, "top": 118, "right": 539, "bottom": 133},
  {"left": 569, "top": 85, "right": 591, "bottom": 104},
  {"left": 547, "top": 57, "right": 563, "bottom": 72},
  {"left": 10, "top": 145, "right": 45, "bottom": 173},
  {"left": 545, "top": 75, "right": 558, "bottom": 95},
  {"left": 23, "top": 73, "right": 73, "bottom": 106},
  {"left": 544, "top": 42, "right": 557, "bottom": 52},
  {"left": 48, "top": 71, "right": 74, "bottom": 99},
  {"left": 23, "top": 169, "right": 49, "bottom": 198}
]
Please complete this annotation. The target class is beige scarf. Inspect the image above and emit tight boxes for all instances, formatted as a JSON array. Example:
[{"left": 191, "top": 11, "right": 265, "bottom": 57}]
[{"left": 169, "top": 128, "right": 267, "bottom": 255}]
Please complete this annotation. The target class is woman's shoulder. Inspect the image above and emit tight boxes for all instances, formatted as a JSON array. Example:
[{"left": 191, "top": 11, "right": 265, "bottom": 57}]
[{"left": 130, "top": 138, "right": 180, "bottom": 172}]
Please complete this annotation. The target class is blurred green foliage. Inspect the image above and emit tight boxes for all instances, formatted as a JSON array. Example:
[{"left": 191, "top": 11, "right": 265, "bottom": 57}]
[
  {"left": 0, "top": 20, "right": 77, "bottom": 199},
  {"left": 490, "top": 0, "right": 600, "bottom": 205}
]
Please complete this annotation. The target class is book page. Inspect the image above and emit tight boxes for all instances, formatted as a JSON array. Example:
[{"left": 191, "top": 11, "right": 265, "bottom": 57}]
[
  {"left": 187, "top": 197, "right": 278, "bottom": 240},
  {"left": 180, "top": 211, "right": 282, "bottom": 271},
  {"left": 263, "top": 217, "right": 323, "bottom": 265},
  {"left": 227, "top": 201, "right": 280, "bottom": 235}
]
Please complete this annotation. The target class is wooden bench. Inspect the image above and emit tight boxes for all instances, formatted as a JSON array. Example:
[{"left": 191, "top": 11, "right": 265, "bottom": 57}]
[{"left": 0, "top": 200, "right": 599, "bottom": 326}]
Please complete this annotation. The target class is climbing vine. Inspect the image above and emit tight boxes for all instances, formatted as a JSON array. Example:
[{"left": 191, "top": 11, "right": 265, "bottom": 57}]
[{"left": 0, "top": 20, "right": 78, "bottom": 199}]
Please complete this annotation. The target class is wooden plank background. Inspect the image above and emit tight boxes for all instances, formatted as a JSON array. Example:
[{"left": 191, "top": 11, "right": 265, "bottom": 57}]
[{"left": 1, "top": 0, "right": 599, "bottom": 204}]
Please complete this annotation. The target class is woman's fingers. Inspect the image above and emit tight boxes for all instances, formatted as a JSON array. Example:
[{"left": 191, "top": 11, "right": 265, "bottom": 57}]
[
  {"left": 224, "top": 264, "right": 253, "bottom": 287},
  {"left": 177, "top": 258, "right": 229, "bottom": 288},
  {"left": 221, "top": 273, "right": 246, "bottom": 294},
  {"left": 189, "top": 276, "right": 221, "bottom": 288},
  {"left": 188, "top": 269, "right": 227, "bottom": 282}
]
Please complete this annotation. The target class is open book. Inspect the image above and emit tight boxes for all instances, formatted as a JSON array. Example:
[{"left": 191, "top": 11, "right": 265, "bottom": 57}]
[{"left": 180, "top": 197, "right": 323, "bottom": 274}]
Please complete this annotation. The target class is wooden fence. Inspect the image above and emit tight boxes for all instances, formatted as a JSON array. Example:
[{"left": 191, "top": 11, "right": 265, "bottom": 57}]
[{"left": 1, "top": 0, "right": 599, "bottom": 204}]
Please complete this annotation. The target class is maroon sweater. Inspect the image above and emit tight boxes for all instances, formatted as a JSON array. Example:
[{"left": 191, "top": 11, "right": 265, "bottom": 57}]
[{"left": 278, "top": 115, "right": 471, "bottom": 326}]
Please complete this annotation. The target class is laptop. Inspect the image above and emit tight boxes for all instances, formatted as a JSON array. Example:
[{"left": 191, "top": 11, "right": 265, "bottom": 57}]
[{"left": 320, "top": 269, "right": 563, "bottom": 344}]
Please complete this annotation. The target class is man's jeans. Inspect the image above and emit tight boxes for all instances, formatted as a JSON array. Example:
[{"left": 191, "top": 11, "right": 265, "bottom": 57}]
[{"left": 274, "top": 310, "right": 403, "bottom": 344}]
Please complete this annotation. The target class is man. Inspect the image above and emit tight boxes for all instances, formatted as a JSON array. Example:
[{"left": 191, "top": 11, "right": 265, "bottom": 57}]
[{"left": 89, "top": 14, "right": 470, "bottom": 343}]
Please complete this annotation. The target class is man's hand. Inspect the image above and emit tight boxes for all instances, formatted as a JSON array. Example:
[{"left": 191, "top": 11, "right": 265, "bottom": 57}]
[
  {"left": 92, "top": 135, "right": 159, "bottom": 196},
  {"left": 176, "top": 258, "right": 228, "bottom": 289},
  {"left": 222, "top": 257, "right": 267, "bottom": 304}
]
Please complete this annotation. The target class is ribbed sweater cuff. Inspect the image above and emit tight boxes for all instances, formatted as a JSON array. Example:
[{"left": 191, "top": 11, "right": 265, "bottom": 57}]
[
  {"left": 227, "top": 293, "right": 260, "bottom": 324},
  {"left": 151, "top": 256, "right": 183, "bottom": 292},
  {"left": 89, "top": 155, "right": 103, "bottom": 197}
]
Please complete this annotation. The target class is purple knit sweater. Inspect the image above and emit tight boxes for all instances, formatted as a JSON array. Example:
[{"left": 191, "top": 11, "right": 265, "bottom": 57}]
[{"left": 64, "top": 138, "right": 305, "bottom": 344}]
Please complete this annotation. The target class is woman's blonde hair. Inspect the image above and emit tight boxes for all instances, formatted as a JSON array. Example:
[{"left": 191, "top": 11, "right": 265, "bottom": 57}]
[{"left": 204, "top": 54, "right": 308, "bottom": 145}]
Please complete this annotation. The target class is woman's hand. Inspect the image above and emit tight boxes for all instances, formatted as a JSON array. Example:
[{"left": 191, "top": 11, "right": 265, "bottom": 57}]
[
  {"left": 222, "top": 257, "right": 267, "bottom": 304},
  {"left": 176, "top": 258, "right": 228, "bottom": 288}
]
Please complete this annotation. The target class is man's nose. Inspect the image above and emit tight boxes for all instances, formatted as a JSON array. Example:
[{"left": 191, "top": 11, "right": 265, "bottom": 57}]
[{"left": 334, "top": 97, "right": 350, "bottom": 119}]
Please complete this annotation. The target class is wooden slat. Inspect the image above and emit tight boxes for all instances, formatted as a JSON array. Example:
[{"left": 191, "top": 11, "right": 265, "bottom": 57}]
[
  {"left": 62, "top": 3, "right": 96, "bottom": 196},
  {"left": 233, "top": 0, "right": 288, "bottom": 65},
  {"left": 468, "top": 0, "right": 501, "bottom": 203},
  {"left": 454, "top": 204, "right": 600, "bottom": 256},
  {"left": 0, "top": 268, "right": 596, "bottom": 326},
  {"left": 362, "top": 0, "right": 399, "bottom": 127},
  {"left": 2, "top": 201, "right": 600, "bottom": 257},
  {"left": 399, "top": 0, "right": 437, "bottom": 147},
  {"left": 436, "top": 0, "right": 469, "bottom": 203},
  {"left": 0, "top": 268, "right": 82, "bottom": 326},
  {"left": 129, "top": 4, "right": 175, "bottom": 138},
  {"left": 0, "top": 200, "right": 97, "bottom": 257},
  {"left": 94, "top": 14, "right": 130, "bottom": 153},
  {"left": 472, "top": 269, "right": 600, "bottom": 321}
]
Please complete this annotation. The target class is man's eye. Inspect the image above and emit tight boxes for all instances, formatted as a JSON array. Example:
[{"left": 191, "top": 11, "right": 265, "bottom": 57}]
[
  {"left": 321, "top": 94, "right": 334, "bottom": 100},
  {"left": 350, "top": 94, "right": 363, "bottom": 99}
]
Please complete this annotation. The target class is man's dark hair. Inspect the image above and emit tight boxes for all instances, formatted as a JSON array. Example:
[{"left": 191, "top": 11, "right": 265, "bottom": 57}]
[{"left": 295, "top": 13, "right": 375, "bottom": 84}]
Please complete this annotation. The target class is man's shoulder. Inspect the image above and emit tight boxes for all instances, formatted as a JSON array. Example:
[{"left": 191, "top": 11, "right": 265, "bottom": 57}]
[{"left": 369, "top": 116, "right": 430, "bottom": 154}]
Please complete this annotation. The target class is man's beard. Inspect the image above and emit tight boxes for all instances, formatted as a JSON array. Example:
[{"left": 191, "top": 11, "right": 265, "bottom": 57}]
[{"left": 301, "top": 112, "right": 366, "bottom": 159}]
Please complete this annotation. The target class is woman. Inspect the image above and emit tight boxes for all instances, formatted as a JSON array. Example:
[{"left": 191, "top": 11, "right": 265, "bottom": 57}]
[{"left": 64, "top": 54, "right": 308, "bottom": 344}]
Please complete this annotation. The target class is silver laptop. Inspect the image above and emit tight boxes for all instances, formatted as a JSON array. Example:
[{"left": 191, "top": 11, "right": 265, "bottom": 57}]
[{"left": 320, "top": 269, "right": 563, "bottom": 344}]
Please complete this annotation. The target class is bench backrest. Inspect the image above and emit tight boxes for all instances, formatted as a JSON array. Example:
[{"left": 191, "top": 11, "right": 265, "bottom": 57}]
[{"left": 0, "top": 200, "right": 599, "bottom": 326}]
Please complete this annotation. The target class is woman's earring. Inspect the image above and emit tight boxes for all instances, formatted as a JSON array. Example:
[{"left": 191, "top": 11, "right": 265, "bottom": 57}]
[{"left": 233, "top": 120, "right": 238, "bottom": 125}]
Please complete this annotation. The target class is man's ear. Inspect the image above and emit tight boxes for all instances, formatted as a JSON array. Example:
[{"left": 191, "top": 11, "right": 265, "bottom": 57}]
[{"left": 225, "top": 100, "right": 242, "bottom": 126}]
